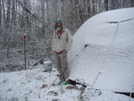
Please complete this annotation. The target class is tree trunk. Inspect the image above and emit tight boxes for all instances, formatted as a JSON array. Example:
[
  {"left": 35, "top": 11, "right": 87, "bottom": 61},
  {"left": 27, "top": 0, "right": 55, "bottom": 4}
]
[
  {"left": 11, "top": 0, "right": 17, "bottom": 32},
  {"left": 41, "top": 0, "right": 45, "bottom": 34},
  {"left": 6, "top": 0, "right": 11, "bottom": 29},
  {"left": 98, "top": 0, "right": 101, "bottom": 12},
  {"left": 111, "top": 0, "right": 116, "bottom": 10},
  {"left": 0, "top": 0, "right": 1, "bottom": 27},
  {"left": 2, "top": 0, "right": 5, "bottom": 23},
  {"left": 131, "top": 0, "right": 134, "bottom": 7},
  {"left": 104, "top": 0, "right": 108, "bottom": 11},
  {"left": 92, "top": 0, "right": 96, "bottom": 15}
]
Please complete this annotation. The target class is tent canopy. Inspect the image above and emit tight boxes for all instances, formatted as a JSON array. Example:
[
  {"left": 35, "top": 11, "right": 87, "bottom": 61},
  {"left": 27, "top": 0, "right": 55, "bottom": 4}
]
[{"left": 68, "top": 8, "right": 134, "bottom": 93}]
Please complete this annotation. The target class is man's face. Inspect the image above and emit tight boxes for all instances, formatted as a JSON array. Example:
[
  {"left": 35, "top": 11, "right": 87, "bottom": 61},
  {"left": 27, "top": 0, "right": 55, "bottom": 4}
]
[{"left": 56, "top": 23, "right": 62, "bottom": 27}]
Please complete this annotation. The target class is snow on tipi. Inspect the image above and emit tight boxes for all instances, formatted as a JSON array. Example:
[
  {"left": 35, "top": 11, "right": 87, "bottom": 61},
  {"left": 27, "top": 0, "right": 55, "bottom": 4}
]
[{"left": 68, "top": 8, "right": 134, "bottom": 93}]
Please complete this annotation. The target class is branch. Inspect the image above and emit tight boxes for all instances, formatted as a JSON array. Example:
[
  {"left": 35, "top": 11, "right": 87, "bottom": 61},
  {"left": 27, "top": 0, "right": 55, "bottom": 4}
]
[{"left": 16, "top": 0, "right": 52, "bottom": 31}]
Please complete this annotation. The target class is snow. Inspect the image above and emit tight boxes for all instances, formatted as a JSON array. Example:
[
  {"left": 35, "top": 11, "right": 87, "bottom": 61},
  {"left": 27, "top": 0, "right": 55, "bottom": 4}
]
[
  {"left": 68, "top": 7, "right": 134, "bottom": 93},
  {"left": 0, "top": 67, "right": 133, "bottom": 101},
  {"left": 0, "top": 8, "right": 134, "bottom": 101}
]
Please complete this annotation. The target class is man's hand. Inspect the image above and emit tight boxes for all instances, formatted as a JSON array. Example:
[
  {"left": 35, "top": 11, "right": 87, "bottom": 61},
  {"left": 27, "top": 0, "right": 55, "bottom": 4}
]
[{"left": 64, "top": 50, "right": 68, "bottom": 53}]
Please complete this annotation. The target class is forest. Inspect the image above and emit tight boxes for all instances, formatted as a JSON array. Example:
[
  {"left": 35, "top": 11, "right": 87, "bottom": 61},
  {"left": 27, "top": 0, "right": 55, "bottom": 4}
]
[{"left": 0, "top": 0, "right": 134, "bottom": 71}]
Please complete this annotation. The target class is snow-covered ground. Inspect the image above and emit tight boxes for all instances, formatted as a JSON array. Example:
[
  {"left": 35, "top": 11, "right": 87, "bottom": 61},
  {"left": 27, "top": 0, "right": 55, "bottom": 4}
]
[
  {"left": 0, "top": 8, "right": 134, "bottom": 101},
  {"left": 0, "top": 66, "right": 133, "bottom": 101}
]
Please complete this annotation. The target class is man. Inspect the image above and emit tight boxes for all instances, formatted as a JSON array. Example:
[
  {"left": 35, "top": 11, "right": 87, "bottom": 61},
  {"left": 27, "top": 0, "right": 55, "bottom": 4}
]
[{"left": 52, "top": 19, "right": 73, "bottom": 85}]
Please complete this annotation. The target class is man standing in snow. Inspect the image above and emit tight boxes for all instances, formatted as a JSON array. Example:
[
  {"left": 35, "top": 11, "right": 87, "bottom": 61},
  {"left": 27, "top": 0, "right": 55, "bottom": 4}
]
[{"left": 52, "top": 19, "right": 73, "bottom": 85}]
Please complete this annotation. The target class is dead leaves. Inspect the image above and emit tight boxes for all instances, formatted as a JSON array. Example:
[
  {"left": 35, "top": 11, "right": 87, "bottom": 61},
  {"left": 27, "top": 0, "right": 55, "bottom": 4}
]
[
  {"left": 40, "top": 84, "right": 48, "bottom": 89},
  {"left": 47, "top": 91, "right": 58, "bottom": 96}
]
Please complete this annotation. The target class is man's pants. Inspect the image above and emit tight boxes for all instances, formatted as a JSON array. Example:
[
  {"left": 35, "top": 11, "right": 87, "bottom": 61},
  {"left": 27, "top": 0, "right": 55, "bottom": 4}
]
[{"left": 55, "top": 51, "right": 69, "bottom": 82}]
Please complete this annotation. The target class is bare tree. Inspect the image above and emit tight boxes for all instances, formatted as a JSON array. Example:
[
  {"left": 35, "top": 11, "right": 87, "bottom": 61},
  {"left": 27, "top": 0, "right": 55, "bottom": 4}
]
[
  {"left": 92, "top": 0, "right": 96, "bottom": 15},
  {"left": 11, "top": 0, "right": 17, "bottom": 32},
  {"left": 0, "top": 0, "right": 1, "bottom": 27},
  {"left": 104, "top": 0, "right": 108, "bottom": 11},
  {"left": 41, "top": 0, "right": 45, "bottom": 34},
  {"left": 131, "top": 0, "right": 134, "bottom": 7},
  {"left": 6, "top": 0, "right": 11, "bottom": 29}
]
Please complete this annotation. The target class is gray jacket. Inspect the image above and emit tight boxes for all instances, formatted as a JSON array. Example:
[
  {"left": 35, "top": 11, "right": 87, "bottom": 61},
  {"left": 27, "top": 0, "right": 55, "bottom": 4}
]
[{"left": 52, "top": 28, "right": 73, "bottom": 52}]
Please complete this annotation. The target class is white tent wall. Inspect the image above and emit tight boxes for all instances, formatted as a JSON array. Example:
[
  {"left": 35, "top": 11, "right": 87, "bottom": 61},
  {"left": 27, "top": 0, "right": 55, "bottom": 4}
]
[{"left": 68, "top": 8, "right": 134, "bottom": 93}]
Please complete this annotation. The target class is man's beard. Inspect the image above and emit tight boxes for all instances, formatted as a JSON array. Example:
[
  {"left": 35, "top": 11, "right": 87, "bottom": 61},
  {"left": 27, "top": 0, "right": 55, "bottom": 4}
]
[{"left": 56, "top": 27, "right": 62, "bottom": 31}]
